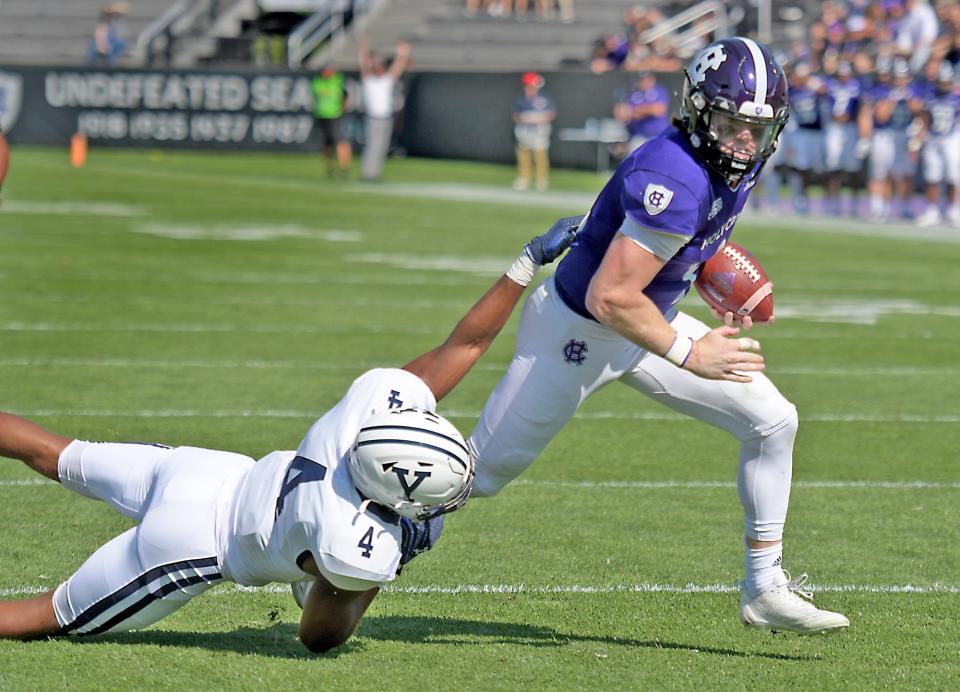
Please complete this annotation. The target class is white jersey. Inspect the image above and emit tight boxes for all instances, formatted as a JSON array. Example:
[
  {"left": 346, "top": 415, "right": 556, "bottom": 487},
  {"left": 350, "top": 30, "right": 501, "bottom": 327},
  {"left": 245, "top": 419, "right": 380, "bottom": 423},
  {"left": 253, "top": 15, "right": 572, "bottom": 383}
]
[{"left": 219, "top": 368, "right": 437, "bottom": 590}]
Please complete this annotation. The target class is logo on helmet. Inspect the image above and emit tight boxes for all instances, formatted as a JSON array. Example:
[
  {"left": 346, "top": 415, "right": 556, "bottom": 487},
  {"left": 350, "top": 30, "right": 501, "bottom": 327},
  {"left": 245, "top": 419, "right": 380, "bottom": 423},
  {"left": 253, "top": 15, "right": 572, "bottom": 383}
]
[{"left": 690, "top": 45, "right": 727, "bottom": 85}]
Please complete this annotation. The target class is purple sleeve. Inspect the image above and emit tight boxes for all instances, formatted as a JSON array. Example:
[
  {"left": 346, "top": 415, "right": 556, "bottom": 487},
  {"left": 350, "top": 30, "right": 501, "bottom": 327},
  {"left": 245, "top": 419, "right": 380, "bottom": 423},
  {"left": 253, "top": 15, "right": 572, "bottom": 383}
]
[{"left": 621, "top": 170, "right": 702, "bottom": 237}]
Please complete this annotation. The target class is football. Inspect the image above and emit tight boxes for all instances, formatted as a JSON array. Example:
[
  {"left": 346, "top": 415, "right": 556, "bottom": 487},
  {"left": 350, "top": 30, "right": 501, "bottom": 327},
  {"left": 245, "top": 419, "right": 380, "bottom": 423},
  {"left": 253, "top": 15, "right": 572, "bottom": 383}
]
[{"left": 694, "top": 242, "right": 774, "bottom": 322}]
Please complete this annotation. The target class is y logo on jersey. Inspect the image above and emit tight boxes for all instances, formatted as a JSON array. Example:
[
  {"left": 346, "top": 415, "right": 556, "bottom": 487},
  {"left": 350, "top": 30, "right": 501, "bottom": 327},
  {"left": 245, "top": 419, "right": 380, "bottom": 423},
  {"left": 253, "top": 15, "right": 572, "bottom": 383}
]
[
  {"left": 690, "top": 45, "right": 727, "bottom": 85},
  {"left": 643, "top": 183, "right": 674, "bottom": 216},
  {"left": 392, "top": 467, "right": 431, "bottom": 500},
  {"left": 387, "top": 390, "right": 403, "bottom": 408},
  {"left": 562, "top": 339, "right": 588, "bottom": 366}
]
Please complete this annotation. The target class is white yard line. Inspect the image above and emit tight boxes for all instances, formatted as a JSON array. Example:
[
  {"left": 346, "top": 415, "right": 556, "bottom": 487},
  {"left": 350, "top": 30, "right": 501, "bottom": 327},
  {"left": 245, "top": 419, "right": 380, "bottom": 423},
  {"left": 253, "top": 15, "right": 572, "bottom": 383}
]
[
  {"left": 0, "top": 201, "right": 145, "bottom": 217},
  {"left": 2, "top": 582, "right": 957, "bottom": 598},
  {"left": 6, "top": 408, "right": 960, "bottom": 423},
  {"left": 3, "top": 357, "right": 956, "bottom": 378},
  {"left": 3, "top": 478, "right": 956, "bottom": 489}
]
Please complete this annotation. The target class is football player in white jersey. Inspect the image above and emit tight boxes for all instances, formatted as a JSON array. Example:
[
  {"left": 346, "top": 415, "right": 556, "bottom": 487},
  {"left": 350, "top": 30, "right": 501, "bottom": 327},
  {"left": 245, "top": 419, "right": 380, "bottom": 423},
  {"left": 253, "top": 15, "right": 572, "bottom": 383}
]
[{"left": 0, "top": 217, "right": 579, "bottom": 650}]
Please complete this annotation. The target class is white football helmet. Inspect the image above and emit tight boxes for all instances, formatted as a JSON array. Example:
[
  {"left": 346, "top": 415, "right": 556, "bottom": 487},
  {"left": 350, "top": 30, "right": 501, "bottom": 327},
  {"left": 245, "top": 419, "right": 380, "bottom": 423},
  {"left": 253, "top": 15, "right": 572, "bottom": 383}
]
[{"left": 348, "top": 407, "right": 474, "bottom": 522}]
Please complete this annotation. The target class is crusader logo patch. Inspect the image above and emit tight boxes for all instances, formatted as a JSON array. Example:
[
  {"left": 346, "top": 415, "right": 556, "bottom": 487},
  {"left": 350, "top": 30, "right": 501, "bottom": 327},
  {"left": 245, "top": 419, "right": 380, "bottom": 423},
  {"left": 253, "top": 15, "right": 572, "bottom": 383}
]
[
  {"left": 643, "top": 183, "right": 674, "bottom": 216},
  {"left": 562, "top": 339, "right": 588, "bottom": 366}
]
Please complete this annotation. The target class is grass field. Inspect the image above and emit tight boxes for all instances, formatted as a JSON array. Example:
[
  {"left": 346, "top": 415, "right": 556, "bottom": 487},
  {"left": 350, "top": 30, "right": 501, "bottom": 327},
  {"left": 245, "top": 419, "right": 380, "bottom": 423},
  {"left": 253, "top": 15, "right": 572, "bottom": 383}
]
[{"left": 0, "top": 148, "right": 958, "bottom": 689}]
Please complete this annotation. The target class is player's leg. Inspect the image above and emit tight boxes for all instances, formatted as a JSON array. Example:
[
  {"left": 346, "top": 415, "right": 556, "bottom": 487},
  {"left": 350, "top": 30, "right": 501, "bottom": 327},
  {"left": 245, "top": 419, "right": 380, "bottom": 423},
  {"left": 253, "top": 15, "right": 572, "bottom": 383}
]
[
  {"left": 57, "top": 439, "right": 175, "bottom": 520},
  {"left": 533, "top": 146, "right": 550, "bottom": 191},
  {"left": 918, "top": 141, "right": 944, "bottom": 226},
  {"left": 468, "top": 278, "right": 637, "bottom": 496},
  {"left": 619, "top": 312, "right": 848, "bottom": 634},
  {"left": 0, "top": 412, "right": 72, "bottom": 481},
  {"left": 51, "top": 449, "right": 245, "bottom": 637}
]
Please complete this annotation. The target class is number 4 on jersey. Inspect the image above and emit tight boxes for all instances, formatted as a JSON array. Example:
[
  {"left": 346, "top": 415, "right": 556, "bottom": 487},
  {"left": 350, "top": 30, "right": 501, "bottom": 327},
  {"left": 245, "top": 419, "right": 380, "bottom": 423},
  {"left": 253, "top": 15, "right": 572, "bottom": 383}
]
[{"left": 358, "top": 527, "right": 375, "bottom": 558}]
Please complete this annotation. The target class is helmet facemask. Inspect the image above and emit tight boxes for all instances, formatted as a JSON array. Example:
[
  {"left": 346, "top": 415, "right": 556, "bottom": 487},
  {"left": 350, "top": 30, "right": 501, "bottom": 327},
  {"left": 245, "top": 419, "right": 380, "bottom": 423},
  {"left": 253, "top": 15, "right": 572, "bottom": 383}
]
[{"left": 679, "top": 38, "right": 790, "bottom": 189}]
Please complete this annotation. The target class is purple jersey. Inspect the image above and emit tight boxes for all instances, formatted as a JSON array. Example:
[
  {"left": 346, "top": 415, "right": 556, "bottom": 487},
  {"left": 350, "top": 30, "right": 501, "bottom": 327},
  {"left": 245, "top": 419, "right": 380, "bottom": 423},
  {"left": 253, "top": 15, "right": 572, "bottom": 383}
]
[
  {"left": 790, "top": 83, "right": 827, "bottom": 130},
  {"left": 826, "top": 77, "right": 861, "bottom": 122},
  {"left": 554, "top": 126, "right": 751, "bottom": 319},
  {"left": 623, "top": 84, "right": 670, "bottom": 139},
  {"left": 922, "top": 88, "right": 960, "bottom": 136},
  {"left": 870, "top": 84, "right": 919, "bottom": 129}
]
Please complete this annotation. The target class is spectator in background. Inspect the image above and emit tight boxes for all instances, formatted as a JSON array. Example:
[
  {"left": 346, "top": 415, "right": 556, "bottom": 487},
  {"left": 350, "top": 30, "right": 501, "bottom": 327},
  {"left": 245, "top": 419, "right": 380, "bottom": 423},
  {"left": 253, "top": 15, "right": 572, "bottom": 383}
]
[
  {"left": 591, "top": 34, "right": 630, "bottom": 73},
  {"left": 897, "top": 0, "right": 940, "bottom": 72},
  {"left": 86, "top": 2, "right": 129, "bottom": 66},
  {"left": 512, "top": 71, "right": 556, "bottom": 192},
  {"left": 613, "top": 71, "right": 669, "bottom": 153},
  {"left": 311, "top": 65, "right": 352, "bottom": 178},
  {"left": 357, "top": 40, "right": 410, "bottom": 182}
]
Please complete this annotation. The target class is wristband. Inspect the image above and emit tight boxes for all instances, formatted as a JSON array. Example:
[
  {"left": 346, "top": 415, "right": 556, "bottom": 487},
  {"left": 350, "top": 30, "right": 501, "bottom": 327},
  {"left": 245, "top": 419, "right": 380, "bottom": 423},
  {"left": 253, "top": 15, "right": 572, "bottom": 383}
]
[
  {"left": 505, "top": 250, "right": 539, "bottom": 287},
  {"left": 663, "top": 335, "right": 693, "bottom": 367}
]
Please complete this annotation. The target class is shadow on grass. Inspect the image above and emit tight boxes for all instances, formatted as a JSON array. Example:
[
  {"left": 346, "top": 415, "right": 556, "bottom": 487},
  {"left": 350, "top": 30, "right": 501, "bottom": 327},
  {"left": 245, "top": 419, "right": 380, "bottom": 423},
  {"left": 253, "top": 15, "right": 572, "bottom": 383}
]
[
  {"left": 80, "top": 617, "right": 815, "bottom": 661},
  {"left": 358, "top": 616, "right": 817, "bottom": 662}
]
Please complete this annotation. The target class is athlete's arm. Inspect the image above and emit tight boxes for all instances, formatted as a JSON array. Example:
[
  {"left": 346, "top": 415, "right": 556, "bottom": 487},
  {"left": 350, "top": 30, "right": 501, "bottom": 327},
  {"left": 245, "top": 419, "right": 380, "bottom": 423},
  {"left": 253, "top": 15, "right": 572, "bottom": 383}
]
[
  {"left": 403, "top": 216, "right": 580, "bottom": 401},
  {"left": 0, "top": 412, "right": 71, "bottom": 480},
  {"left": 295, "top": 552, "right": 379, "bottom": 653},
  {"left": 585, "top": 233, "right": 764, "bottom": 383}
]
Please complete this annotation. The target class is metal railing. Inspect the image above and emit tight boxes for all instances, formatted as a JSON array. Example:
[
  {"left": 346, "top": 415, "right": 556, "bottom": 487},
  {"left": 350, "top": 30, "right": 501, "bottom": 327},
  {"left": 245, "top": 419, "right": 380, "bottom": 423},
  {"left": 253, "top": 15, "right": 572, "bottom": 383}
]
[
  {"left": 637, "top": 0, "right": 729, "bottom": 59},
  {"left": 287, "top": 0, "right": 377, "bottom": 69},
  {"left": 137, "top": 0, "right": 226, "bottom": 66}
]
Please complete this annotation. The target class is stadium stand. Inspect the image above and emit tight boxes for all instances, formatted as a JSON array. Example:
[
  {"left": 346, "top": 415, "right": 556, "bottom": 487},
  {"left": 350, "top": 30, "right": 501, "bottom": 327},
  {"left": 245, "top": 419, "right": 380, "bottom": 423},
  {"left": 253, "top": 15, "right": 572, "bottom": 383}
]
[
  {"left": 0, "top": 0, "right": 175, "bottom": 65},
  {"left": 313, "top": 0, "right": 646, "bottom": 71}
]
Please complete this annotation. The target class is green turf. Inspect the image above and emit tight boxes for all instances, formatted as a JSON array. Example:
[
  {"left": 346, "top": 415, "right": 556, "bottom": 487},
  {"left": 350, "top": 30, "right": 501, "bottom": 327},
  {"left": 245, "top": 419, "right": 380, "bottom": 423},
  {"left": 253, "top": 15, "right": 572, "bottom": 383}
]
[{"left": 0, "top": 148, "right": 958, "bottom": 689}]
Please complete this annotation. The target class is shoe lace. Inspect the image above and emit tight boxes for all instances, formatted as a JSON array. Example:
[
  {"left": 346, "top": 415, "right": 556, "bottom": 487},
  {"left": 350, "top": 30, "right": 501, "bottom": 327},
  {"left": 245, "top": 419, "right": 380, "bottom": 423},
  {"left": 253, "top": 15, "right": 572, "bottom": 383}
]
[{"left": 783, "top": 570, "right": 814, "bottom": 600}]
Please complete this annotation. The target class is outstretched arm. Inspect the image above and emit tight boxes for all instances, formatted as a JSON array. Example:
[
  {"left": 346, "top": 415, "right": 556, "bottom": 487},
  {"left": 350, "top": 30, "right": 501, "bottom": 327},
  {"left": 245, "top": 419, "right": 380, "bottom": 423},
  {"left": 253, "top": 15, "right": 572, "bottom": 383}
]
[
  {"left": 0, "top": 412, "right": 71, "bottom": 481},
  {"left": 403, "top": 216, "right": 580, "bottom": 401}
]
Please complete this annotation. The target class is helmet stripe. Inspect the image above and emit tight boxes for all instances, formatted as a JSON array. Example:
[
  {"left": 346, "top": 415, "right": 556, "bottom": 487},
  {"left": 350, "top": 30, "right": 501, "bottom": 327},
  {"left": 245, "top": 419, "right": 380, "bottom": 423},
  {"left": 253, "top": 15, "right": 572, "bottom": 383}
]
[
  {"left": 356, "top": 438, "right": 470, "bottom": 471},
  {"left": 739, "top": 37, "right": 767, "bottom": 106},
  {"left": 359, "top": 423, "right": 470, "bottom": 456}
]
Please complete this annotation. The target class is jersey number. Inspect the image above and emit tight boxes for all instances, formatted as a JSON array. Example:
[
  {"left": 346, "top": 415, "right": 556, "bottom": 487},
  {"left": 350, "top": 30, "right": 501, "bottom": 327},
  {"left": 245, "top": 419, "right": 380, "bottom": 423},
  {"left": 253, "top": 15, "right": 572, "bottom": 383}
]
[
  {"left": 358, "top": 527, "right": 375, "bottom": 558},
  {"left": 275, "top": 455, "right": 328, "bottom": 520}
]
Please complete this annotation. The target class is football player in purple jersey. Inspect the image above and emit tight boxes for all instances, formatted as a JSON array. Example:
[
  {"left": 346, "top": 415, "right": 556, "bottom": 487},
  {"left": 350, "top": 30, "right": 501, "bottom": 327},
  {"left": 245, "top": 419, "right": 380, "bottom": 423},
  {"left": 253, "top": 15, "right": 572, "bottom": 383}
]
[
  {"left": 916, "top": 61, "right": 960, "bottom": 227},
  {"left": 614, "top": 71, "right": 671, "bottom": 153},
  {"left": 823, "top": 62, "right": 865, "bottom": 216},
  {"left": 861, "top": 59, "right": 926, "bottom": 221},
  {"left": 468, "top": 37, "right": 849, "bottom": 635}
]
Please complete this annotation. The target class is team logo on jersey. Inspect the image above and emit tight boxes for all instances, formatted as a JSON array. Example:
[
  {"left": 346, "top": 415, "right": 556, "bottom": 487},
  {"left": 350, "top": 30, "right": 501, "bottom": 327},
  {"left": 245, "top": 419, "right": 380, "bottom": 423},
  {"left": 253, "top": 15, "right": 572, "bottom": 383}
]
[
  {"left": 708, "top": 198, "right": 723, "bottom": 220},
  {"left": 0, "top": 71, "right": 23, "bottom": 132},
  {"left": 690, "top": 45, "right": 727, "bottom": 85},
  {"left": 387, "top": 390, "right": 403, "bottom": 409},
  {"left": 562, "top": 339, "right": 588, "bottom": 366},
  {"left": 643, "top": 183, "right": 674, "bottom": 216}
]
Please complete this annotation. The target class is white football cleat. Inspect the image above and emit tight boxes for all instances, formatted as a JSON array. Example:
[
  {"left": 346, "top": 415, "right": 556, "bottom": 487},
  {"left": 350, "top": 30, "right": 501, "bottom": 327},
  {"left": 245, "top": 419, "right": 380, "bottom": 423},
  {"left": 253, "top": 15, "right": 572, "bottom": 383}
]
[
  {"left": 916, "top": 207, "right": 942, "bottom": 228},
  {"left": 740, "top": 571, "right": 849, "bottom": 636}
]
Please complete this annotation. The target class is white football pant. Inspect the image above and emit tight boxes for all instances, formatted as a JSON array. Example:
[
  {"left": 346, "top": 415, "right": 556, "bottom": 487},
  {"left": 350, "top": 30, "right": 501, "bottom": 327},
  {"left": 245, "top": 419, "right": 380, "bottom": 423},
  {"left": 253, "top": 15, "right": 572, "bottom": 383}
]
[
  {"left": 468, "top": 277, "right": 798, "bottom": 542},
  {"left": 53, "top": 441, "right": 252, "bottom": 635}
]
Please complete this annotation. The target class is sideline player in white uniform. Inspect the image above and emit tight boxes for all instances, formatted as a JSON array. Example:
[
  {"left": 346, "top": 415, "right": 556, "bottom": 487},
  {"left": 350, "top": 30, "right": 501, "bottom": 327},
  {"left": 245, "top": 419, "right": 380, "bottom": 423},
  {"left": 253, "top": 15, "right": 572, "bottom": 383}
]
[
  {"left": 468, "top": 38, "right": 850, "bottom": 636},
  {"left": 0, "top": 218, "right": 579, "bottom": 649}
]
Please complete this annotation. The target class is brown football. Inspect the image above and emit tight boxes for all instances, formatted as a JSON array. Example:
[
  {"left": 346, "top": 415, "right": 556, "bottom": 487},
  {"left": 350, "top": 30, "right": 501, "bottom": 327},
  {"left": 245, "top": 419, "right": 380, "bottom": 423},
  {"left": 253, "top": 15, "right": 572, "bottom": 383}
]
[{"left": 694, "top": 242, "right": 774, "bottom": 322}]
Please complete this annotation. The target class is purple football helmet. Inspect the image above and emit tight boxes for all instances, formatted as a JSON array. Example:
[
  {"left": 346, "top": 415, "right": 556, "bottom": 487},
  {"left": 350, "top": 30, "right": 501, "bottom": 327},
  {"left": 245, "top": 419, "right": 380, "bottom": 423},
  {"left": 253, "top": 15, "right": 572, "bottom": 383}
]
[{"left": 680, "top": 37, "right": 790, "bottom": 188}]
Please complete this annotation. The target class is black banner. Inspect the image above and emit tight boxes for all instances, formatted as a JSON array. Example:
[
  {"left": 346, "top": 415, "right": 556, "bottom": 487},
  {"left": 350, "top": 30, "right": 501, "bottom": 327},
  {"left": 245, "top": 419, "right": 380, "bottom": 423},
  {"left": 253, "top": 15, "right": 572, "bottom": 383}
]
[{"left": 0, "top": 64, "right": 682, "bottom": 168}]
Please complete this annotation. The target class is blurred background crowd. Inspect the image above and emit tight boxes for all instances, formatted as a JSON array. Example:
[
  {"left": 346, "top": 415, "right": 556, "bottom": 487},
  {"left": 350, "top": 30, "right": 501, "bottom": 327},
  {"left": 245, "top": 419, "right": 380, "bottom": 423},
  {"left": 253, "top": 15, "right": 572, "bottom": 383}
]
[{"left": 0, "top": 0, "right": 957, "bottom": 226}]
